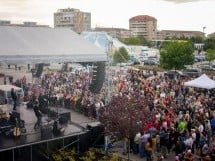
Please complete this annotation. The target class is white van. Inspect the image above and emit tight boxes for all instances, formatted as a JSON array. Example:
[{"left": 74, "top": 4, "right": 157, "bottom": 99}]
[{"left": 0, "top": 85, "right": 24, "bottom": 105}]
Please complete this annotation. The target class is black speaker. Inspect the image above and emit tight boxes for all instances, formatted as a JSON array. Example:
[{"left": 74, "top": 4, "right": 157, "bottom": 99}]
[
  {"left": 89, "top": 62, "right": 106, "bottom": 94},
  {"left": 32, "top": 63, "right": 44, "bottom": 77}
]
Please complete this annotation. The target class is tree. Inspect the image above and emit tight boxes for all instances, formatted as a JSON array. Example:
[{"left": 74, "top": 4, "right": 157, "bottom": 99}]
[
  {"left": 100, "top": 92, "right": 155, "bottom": 160},
  {"left": 113, "top": 47, "right": 130, "bottom": 64},
  {"left": 160, "top": 41, "right": 194, "bottom": 70},
  {"left": 205, "top": 49, "right": 215, "bottom": 63},
  {"left": 204, "top": 38, "right": 215, "bottom": 51},
  {"left": 52, "top": 149, "right": 77, "bottom": 161},
  {"left": 100, "top": 94, "right": 155, "bottom": 139},
  {"left": 190, "top": 36, "right": 203, "bottom": 43},
  {"left": 52, "top": 148, "right": 122, "bottom": 161},
  {"left": 99, "top": 94, "right": 155, "bottom": 160},
  {"left": 119, "top": 36, "right": 151, "bottom": 46},
  {"left": 80, "top": 148, "right": 121, "bottom": 161}
]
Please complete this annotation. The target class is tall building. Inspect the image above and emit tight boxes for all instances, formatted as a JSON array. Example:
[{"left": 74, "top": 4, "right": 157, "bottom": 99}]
[
  {"left": 129, "top": 15, "right": 157, "bottom": 41},
  {"left": 94, "top": 27, "right": 131, "bottom": 39},
  {"left": 54, "top": 8, "right": 91, "bottom": 34},
  {"left": 157, "top": 30, "right": 204, "bottom": 40}
]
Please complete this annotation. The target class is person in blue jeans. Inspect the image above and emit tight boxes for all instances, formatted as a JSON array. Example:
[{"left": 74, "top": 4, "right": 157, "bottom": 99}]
[
  {"left": 139, "top": 140, "right": 146, "bottom": 158},
  {"left": 133, "top": 132, "right": 141, "bottom": 154},
  {"left": 140, "top": 132, "right": 151, "bottom": 158},
  {"left": 211, "top": 117, "right": 215, "bottom": 134}
]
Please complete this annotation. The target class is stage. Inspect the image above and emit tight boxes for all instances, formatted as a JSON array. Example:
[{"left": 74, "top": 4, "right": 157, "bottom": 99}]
[{"left": 0, "top": 103, "right": 100, "bottom": 152}]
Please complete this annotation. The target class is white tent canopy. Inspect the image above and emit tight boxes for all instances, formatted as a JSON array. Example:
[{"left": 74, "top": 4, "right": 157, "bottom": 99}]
[
  {"left": 184, "top": 74, "right": 215, "bottom": 89},
  {"left": 0, "top": 26, "right": 107, "bottom": 64},
  {"left": 81, "top": 31, "right": 128, "bottom": 52}
]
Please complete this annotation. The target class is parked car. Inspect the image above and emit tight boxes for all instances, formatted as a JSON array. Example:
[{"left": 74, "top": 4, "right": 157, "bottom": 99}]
[
  {"left": 194, "top": 55, "right": 205, "bottom": 62},
  {"left": 199, "top": 65, "right": 215, "bottom": 71},
  {"left": 143, "top": 59, "right": 158, "bottom": 65},
  {"left": 182, "top": 68, "right": 201, "bottom": 78},
  {"left": 164, "top": 70, "right": 186, "bottom": 79}
]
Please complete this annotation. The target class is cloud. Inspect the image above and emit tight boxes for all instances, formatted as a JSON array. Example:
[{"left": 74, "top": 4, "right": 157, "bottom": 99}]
[
  {"left": 162, "top": 0, "right": 207, "bottom": 3},
  {"left": 0, "top": 0, "right": 28, "bottom": 5}
]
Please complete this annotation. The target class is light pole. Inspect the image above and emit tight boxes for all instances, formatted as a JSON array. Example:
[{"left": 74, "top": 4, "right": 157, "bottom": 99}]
[
  {"left": 203, "top": 26, "right": 206, "bottom": 36},
  {"left": 105, "top": 39, "right": 113, "bottom": 105},
  {"left": 202, "top": 26, "right": 206, "bottom": 52}
]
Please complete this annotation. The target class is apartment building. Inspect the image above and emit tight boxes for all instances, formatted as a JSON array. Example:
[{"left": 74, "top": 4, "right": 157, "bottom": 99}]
[
  {"left": 129, "top": 15, "right": 157, "bottom": 41},
  {"left": 54, "top": 8, "right": 91, "bottom": 34},
  {"left": 157, "top": 30, "right": 204, "bottom": 40},
  {"left": 208, "top": 32, "right": 215, "bottom": 38}
]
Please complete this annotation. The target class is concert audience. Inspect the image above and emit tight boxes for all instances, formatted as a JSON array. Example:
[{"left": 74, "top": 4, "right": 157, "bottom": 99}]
[{"left": 19, "top": 65, "right": 215, "bottom": 160}]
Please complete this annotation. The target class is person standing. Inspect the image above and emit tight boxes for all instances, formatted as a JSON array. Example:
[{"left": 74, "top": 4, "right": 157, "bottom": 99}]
[
  {"left": 11, "top": 88, "right": 17, "bottom": 110},
  {"left": 4, "top": 76, "right": 6, "bottom": 85},
  {"left": 140, "top": 131, "right": 150, "bottom": 158},
  {"left": 133, "top": 131, "right": 141, "bottom": 154},
  {"left": 145, "top": 137, "right": 153, "bottom": 161},
  {"left": 33, "top": 99, "right": 42, "bottom": 129}
]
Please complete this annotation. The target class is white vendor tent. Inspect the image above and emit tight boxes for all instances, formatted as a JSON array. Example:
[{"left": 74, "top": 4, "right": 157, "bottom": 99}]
[
  {"left": 81, "top": 31, "right": 128, "bottom": 52},
  {"left": 184, "top": 74, "right": 215, "bottom": 89},
  {"left": 0, "top": 26, "right": 107, "bottom": 64}
]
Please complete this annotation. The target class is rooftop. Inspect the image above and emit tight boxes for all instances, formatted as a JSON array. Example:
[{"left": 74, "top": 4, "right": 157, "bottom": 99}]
[
  {"left": 129, "top": 15, "right": 157, "bottom": 21},
  {"left": 160, "top": 30, "right": 202, "bottom": 34}
]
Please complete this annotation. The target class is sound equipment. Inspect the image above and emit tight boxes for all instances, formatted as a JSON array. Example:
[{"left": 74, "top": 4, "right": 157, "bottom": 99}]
[
  {"left": 47, "top": 108, "right": 70, "bottom": 124},
  {"left": 32, "top": 63, "right": 44, "bottom": 78},
  {"left": 41, "top": 125, "right": 53, "bottom": 139},
  {"left": 89, "top": 62, "right": 106, "bottom": 94}
]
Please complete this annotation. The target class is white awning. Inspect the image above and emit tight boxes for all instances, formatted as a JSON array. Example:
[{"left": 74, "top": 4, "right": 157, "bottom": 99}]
[
  {"left": 0, "top": 26, "right": 107, "bottom": 64},
  {"left": 184, "top": 74, "right": 215, "bottom": 89}
]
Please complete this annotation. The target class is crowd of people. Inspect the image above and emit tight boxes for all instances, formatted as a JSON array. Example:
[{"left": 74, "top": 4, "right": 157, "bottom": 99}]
[
  {"left": 109, "top": 68, "right": 215, "bottom": 161},
  {"left": 5, "top": 64, "right": 215, "bottom": 160},
  {"left": 21, "top": 68, "right": 106, "bottom": 120}
]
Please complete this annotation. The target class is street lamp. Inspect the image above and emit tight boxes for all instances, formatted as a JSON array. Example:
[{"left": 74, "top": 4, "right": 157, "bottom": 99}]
[
  {"left": 105, "top": 39, "right": 113, "bottom": 105},
  {"left": 203, "top": 26, "right": 206, "bottom": 36},
  {"left": 202, "top": 26, "right": 206, "bottom": 52}
]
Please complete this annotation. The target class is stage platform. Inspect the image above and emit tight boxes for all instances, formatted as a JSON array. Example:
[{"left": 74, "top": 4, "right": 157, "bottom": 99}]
[{"left": 0, "top": 103, "right": 100, "bottom": 152}]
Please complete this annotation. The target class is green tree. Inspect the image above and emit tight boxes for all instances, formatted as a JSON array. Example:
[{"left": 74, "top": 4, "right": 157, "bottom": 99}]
[
  {"left": 52, "top": 149, "right": 77, "bottom": 161},
  {"left": 206, "top": 49, "right": 215, "bottom": 63},
  {"left": 204, "top": 38, "right": 215, "bottom": 51},
  {"left": 190, "top": 36, "right": 203, "bottom": 43},
  {"left": 113, "top": 47, "right": 130, "bottom": 64},
  {"left": 120, "top": 36, "right": 151, "bottom": 46},
  {"left": 160, "top": 41, "right": 194, "bottom": 70}
]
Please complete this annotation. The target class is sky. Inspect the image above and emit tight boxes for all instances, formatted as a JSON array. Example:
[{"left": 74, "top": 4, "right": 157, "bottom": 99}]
[{"left": 0, "top": 0, "right": 214, "bottom": 35}]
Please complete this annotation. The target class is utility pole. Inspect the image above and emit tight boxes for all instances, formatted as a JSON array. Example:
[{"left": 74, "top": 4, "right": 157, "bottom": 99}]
[
  {"left": 202, "top": 26, "right": 206, "bottom": 52},
  {"left": 105, "top": 39, "right": 113, "bottom": 105}
]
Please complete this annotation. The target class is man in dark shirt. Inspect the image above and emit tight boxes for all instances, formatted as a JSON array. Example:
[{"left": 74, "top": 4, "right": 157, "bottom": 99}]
[
  {"left": 11, "top": 88, "right": 17, "bottom": 110},
  {"left": 33, "top": 100, "right": 42, "bottom": 129}
]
